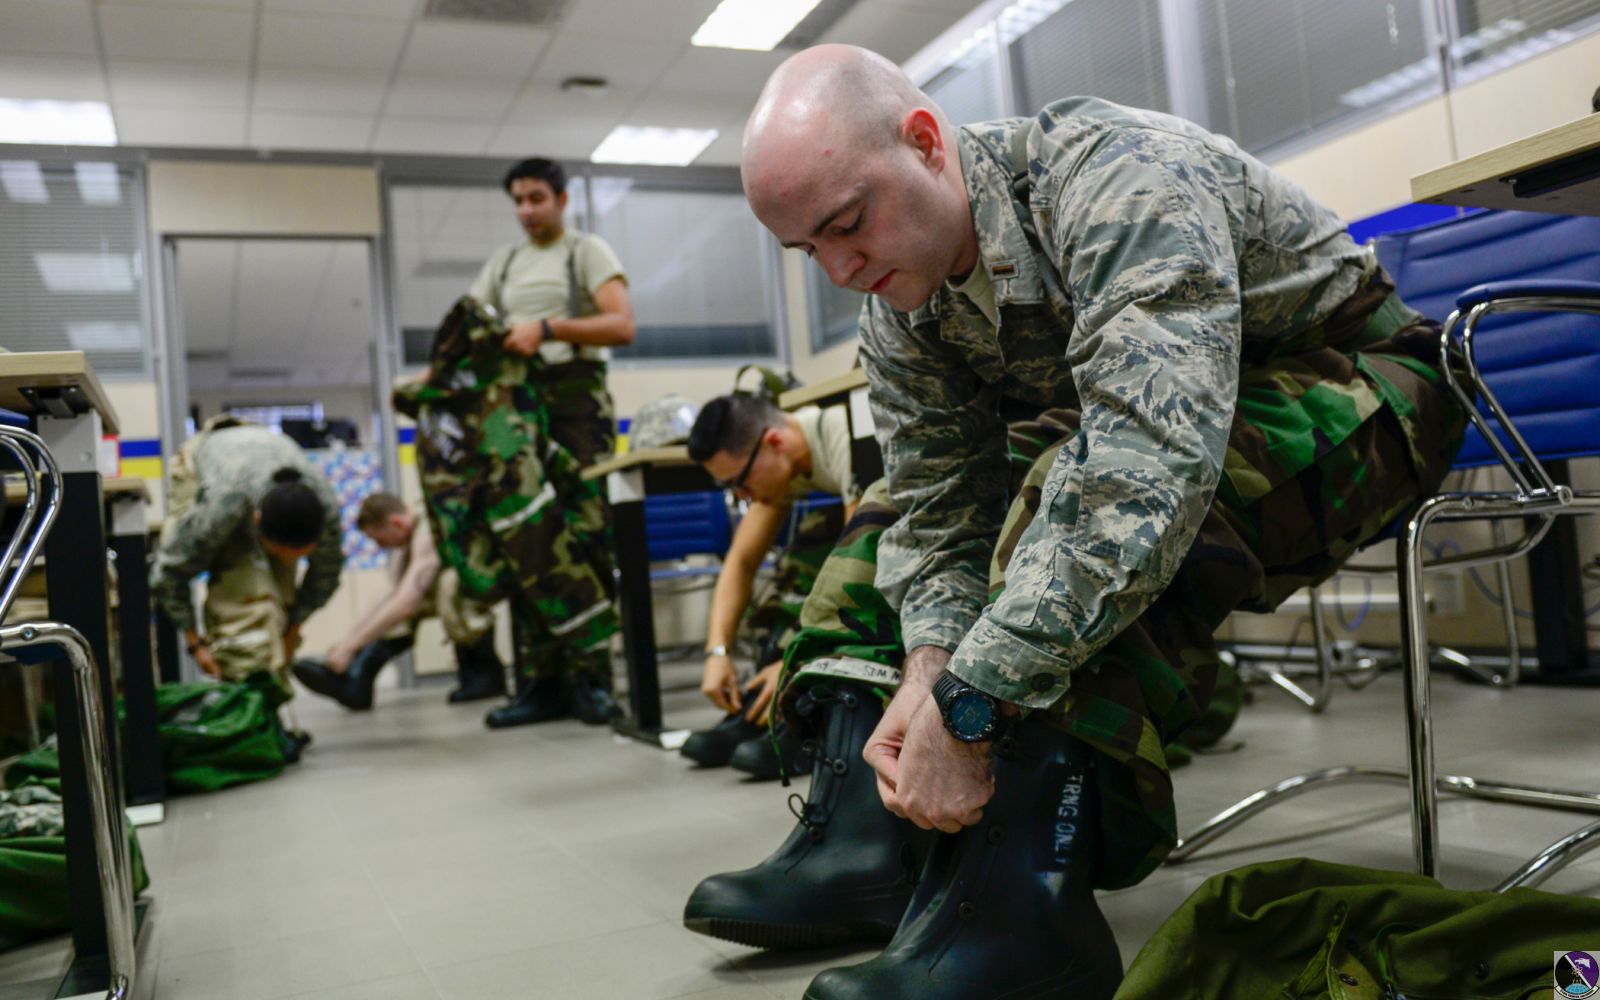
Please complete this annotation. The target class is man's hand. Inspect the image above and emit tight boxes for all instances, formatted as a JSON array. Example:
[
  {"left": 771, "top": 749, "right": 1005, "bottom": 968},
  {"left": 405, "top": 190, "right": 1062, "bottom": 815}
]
[
  {"left": 743, "top": 661, "right": 782, "bottom": 723},
  {"left": 863, "top": 645, "right": 996, "bottom": 833},
  {"left": 701, "top": 653, "right": 741, "bottom": 713},
  {"left": 894, "top": 696, "right": 995, "bottom": 833},
  {"left": 193, "top": 644, "right": 221, "bottom": 678},
  {"left": 505, "top": 321, "right": 545, "bottom": 356},
  {"left": 282, "top": 624, "right": 302, "bottom": 662}
]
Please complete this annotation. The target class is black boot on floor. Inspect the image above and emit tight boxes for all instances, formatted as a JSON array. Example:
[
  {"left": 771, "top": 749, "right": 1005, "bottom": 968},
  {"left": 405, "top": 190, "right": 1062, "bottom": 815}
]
[
  {"left": 727, "top": 721, "right": 806, "bottom": 781},
  {"left": 291, "top": 636, "right": 411, "bottom": 711},
  {"left": 484, "top": 676, "right": 570, "bottom": 728},
  {"left": 683, "top": 683, "right": 934, "bottom": 950},
  {"left": 448, "top": 634, "right": 507, "bottom": 704},
  {"left": 803, "top": 718, "right": 1124, "bottom": 1000},
  {"left": 568, "top": 670, "right": 622, "bottom": 725},
  {"left": 681, "top": 682, "right": 768, "bottom": 767}
]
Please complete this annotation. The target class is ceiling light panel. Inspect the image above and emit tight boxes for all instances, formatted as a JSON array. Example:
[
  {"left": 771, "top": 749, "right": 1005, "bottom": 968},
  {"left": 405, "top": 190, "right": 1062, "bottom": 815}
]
[
  {"left": 590, "top": 126, "right": 718, "bottom": 166},
  {"left": 692, "top": 0, "right": 825, "bottom": 51},
  {"left": 0, "top": 99, "right": 117, "bottom": 146}
]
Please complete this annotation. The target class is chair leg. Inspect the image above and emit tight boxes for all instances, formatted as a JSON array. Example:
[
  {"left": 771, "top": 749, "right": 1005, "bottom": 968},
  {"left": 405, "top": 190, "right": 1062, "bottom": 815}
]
[
  {"left": 1495, "top": 820, "right": 1600, "bottom": 892},
  {"left": 1399, "top": 499, "right": 1445, "bottom": 878},
  {"left": 1491, "top": 520, "right": 1521, "bottom": 689}
]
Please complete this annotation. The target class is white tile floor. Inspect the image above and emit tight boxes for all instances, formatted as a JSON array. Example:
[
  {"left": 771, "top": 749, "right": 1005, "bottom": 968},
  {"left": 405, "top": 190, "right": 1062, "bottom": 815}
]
[{"left": 3, "top": 658, "right": 1598, "bottom": 999}]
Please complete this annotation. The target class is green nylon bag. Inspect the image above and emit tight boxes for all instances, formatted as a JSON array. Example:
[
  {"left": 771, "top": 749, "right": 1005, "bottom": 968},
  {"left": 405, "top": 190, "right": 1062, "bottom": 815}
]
[
  {"left": 1116, "top": 857, "right": 1600, "bottom": 1000},
  {"left": 4, "top": 681, "right": 284, "bottom": 795},
  {"left": 0, "top": 784, "right": 151, "bottom": 952}
]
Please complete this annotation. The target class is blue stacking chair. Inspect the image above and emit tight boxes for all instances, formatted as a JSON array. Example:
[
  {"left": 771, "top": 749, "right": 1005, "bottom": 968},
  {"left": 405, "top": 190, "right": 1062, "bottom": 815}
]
[
  {"left": 1172, "top": 210, "right": 1600, "bottom": 889},
  {"left": 644, "top": 490, "right": 733, "bottom": 583}
]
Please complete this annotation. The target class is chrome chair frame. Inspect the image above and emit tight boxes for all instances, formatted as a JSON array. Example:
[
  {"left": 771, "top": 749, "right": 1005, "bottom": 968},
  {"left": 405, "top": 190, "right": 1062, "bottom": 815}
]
[
  {"left": 1171, "top": 289, "right": 1600, "bottom": 889},
  {"left": 1, "top": 426, "right": 136, "bottom": 999}
]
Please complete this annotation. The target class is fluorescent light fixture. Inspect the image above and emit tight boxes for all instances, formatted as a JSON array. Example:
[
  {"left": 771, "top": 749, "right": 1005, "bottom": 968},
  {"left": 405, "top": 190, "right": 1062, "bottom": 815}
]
[
  {"left": 74, "top": 162, "right": 121, "bottom": 205},
  {"left": 591, "top": 126, "right": 718, "bottom": 166},
  {"left": 692, "top": 0, "right": 823, "bottom": 51},
  {"left": 0, "top": 99, "right": 117, "bottom": 146},
  {"left": 66, "top": 322, "right": 141, "bottom": 352},
  {"left": 0, "top": 161, "right": 49, "bottom": 204},
  {"left": 34, "top": 253, "right": 136, "bottom": 293},
  {"left": 996, "top": 0, "right": 1071, "bottom": 45}
]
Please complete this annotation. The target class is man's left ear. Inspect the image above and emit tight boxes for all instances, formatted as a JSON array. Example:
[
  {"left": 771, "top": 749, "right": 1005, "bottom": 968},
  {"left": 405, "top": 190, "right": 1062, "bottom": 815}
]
[{"left": 904, "top": 108, "right": 946, "bottom": 172}]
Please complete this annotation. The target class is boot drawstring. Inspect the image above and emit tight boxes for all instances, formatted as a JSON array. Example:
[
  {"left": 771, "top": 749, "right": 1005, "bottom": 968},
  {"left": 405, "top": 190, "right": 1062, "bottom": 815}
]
[{"left": 788, "top": 793, "right": 830, "bottom": 843}]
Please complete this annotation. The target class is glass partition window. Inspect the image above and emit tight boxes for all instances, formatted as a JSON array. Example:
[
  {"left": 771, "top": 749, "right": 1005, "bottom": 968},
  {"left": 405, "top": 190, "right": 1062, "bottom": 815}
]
[
  {"left": 389, "top": 178, "right": 775, "bottom": 364},
  {"left": 1009, "top": 0, "right": 1170, "bottom": 116},
  {"left": 926, "top": 39, "right": 1004, "bottom": 126},
  {"left": 807, "top": 260, "right": 865, "bottom": 354},
  {"left": 0, "top": 160, "right": 148, "bottom": 377},
  {"left": 589, "top": 187, "right": 778, "bottom": 362},
  {"left": 1449, "top": 0, "right": 1600, "bottom": 76}
]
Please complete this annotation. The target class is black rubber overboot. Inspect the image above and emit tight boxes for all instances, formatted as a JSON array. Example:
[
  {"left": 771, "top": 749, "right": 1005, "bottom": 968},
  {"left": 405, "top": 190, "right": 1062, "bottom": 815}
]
[
  {"left": 567, "top": 669, "right": 622, "bottom": 725},
  {"left": 290, "top": 636, "right": 409, "bottom": 711},
  {"left": 804, "top": 718, "right": 1124, "bottom": 1000},
  {"left": 448, "top": 635, "right": 507, "bottom": 704},
  {"left": 681, "top": 711, "right": 766, "bottom": 768},
  {"left": 484, "top": 675, "right": 570, "bottom": 728},
  {"left": 727, "top": 721, "right": 806, "bottom": 781},
  {"left": 683, "top": 683, "right": 934, "bottom": 950}
]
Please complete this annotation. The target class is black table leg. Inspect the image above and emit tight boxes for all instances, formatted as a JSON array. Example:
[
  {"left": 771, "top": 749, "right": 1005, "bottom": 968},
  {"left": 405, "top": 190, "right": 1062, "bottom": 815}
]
[
  {"left": 111, "top": 527, "right": 164, "bottom": 806},
  {"left": 610, "top": 494, "right": 665, "bottom": 744}
]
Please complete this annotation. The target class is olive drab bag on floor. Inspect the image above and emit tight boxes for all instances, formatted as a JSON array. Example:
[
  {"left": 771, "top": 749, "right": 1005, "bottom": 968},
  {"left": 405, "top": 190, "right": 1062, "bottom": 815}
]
[
  {"left": 1115, "top": 857, "right": 1600, "bottom": 1000},
  {"left": 4, "top": 681, "right": 284, "bottom": 795},
  {"left": 0, "top": 783, "right": 151, "bottom": 951}
]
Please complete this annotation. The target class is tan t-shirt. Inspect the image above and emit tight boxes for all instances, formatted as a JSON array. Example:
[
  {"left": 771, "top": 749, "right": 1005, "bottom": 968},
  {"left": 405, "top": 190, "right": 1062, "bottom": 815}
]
[
  {"left": 948, "top": 261, "right": 999, "bottom": 327},
  {"left": 468, "top": 230, "right": 626, "bottom": 365},
  {"left": 788, "top": 404, "right": 859, "bottom": 504}
]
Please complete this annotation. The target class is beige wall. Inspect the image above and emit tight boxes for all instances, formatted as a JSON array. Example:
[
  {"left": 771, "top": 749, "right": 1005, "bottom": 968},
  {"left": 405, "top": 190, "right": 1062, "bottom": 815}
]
[{"left": 147, "top": 162, "right": 381, "bottom": 237}]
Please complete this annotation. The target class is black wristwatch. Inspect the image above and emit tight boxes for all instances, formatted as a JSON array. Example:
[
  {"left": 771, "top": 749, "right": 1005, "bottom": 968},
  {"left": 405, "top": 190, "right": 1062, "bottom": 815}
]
[{"left": 932, "top": 671, "right": 1002, "bottom": 743}]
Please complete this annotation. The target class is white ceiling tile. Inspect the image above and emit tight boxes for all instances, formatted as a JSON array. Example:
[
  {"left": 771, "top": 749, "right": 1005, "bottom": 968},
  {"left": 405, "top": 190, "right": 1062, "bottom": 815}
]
[
  {"left": 384, "top": 75, "right": 514, "bottom": 120},
  {"left": 262, "top": 0, "right": 420, "bottom": 17},
  {"left": 113, "top": 104, "right": 247, "bottom": 146},
  {"left": 695, "top": 127, "right": 744, "bottom": 166},
  {"left": 252, "top": 68, "right": 390, "bottom": 114},
  {"left": 370, "top": 115, "right": 495, "bottom": 155},
  {"left": 653, "top": 45, "right": 786, "bottom": 98},
  {"left": 487, "top": 121, "right": 615, "bottom": 160},
  {"left": 98, "top": 5, "right": 255, "bottom": 63},
  {"left": 818, "top": 0, "right": 969, "bottom": 65},
  {"left": 531, "top": 30, "right": 683, "bottom": 89},
  {"left": 559, "top": 0, "right": 721, "bottom": 45},
  {"left": 109, "top": 60, "right": 249, "bottom": 109},
  {"left": 0, "top": 0, "right": 98, "bottom": 56},
  {"left": 0, "top": 55, "right": 108, "bottom": 101},
  {"left": 622, "top": 89, "right": 747, "bottom": 130},
  {"left": 505, "top": 80, "right": 639, "bottom": 125},
  {"left": 258, "top": 12, "right": 409, "bottom": 72},
  {"left": 397, "top": 20, "right": 549, "bottom": 79},
  {"left": 250, "top": 111, "right": 376, "bottom": 152}
]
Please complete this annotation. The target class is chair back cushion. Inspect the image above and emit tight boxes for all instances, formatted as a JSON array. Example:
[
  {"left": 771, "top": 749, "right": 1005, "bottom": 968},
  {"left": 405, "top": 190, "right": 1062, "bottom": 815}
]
[
  {"left": 644, "top": 491, "right": 732, "bottom": 562},
  {"left": 1374, "top": 210, "right": 1600, "bottom": 468}
]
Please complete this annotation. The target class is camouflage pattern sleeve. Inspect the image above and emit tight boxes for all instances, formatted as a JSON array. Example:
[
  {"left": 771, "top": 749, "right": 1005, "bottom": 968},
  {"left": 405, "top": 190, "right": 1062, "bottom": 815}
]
[
  {"left": 948, "top": 126, "right": 1243, "bottom": 709},
  {"left": 859, "top": 297, "right": 1011, "bottom": 655},
  {"left": 150, "top": 488, "right": 253, "bottom": 632},
  {"left": 288, "top": 514, "right": 345, "bottom": 626}
]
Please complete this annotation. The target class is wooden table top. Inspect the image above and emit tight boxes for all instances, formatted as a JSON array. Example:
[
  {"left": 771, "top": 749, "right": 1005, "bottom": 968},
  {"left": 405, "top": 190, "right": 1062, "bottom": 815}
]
[
  {"left": 1411, "top": 113, "right": 1600, "bottom": 217},
  {"left": 0, "top": 351, "right": 121, "bottom": 435},
  {"left": 779, "top": 368, "right": 867, "bottom": 411},
  {"left": 5, "top": 474, "right": 148, "bottom": 504},
  {"left": 581, "top": 446, "right": 694, "bottom": 481}
]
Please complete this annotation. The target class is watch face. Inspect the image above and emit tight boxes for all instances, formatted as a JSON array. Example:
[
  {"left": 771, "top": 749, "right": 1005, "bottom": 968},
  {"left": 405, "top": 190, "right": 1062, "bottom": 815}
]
[{"left": 948, "top": 691, "right": 995, "bottom": 738}]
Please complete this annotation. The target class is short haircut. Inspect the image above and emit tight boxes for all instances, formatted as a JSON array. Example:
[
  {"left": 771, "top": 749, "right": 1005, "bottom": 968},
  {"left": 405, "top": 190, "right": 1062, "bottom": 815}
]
[
  {"left": 687, "top": 393, "right": 784, "bottom": 463},
  {"left": 503, "top": 157, "right": 566, "bottom": 197},
  {"left": 258, "top": 468, "right": 325, "bottom": 547},
  {"left": 357, "top": 491, "right": 407, "bottom": 531},
  {"left": 1593, "top": 84, "right": 1600, "bottom": 113}
]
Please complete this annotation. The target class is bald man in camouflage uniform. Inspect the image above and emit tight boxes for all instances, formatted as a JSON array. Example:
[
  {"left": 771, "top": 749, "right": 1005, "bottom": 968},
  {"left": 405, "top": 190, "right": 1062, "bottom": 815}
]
[{"left": 684, "top": 46, "right": 1467, "bottom": 998}]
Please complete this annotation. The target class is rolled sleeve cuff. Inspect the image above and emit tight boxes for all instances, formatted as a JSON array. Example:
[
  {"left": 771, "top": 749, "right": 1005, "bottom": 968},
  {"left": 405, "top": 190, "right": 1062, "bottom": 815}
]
[
  {"left": 947, "top": 616, "right": 1082, "bottom": 709},
  {"left": 900, "top": 609, "right": 972, "bottom": 657}
]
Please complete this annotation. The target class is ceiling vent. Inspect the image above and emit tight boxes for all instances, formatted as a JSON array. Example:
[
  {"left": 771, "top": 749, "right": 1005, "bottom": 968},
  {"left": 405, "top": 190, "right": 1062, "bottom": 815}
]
[{"left": 422, "top": 0, "right": 569, "bottom": 27}]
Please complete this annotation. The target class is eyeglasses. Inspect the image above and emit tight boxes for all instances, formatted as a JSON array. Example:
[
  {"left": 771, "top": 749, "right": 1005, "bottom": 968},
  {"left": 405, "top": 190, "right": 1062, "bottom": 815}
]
[{"left": 715, "top": 428, "right": 768, "bottom": 492}]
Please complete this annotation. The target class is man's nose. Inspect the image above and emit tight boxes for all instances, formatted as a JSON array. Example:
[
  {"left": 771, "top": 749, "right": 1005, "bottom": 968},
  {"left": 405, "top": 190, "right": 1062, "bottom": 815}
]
[{"left": 819, "top": 246, "right": 863, "bottom": 288}]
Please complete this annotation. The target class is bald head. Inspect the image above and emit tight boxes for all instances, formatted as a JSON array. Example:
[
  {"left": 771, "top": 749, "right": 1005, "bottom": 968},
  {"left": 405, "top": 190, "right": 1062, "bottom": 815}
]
[{"left": 740, "top": 44, "right": 977, "bottom": 312}]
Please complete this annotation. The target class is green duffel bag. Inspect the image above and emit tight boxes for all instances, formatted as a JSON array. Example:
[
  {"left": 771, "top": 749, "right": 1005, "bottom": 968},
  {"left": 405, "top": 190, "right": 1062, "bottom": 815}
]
[
  {"left": 4, "top": 681, "right": 284, "bottom": 795},
  {"left": 0, "top": 783, "right": 151, "bottom": 952},
  {"left": 1116, "top": 856, "right": 1600, "bottom": 1000}
]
